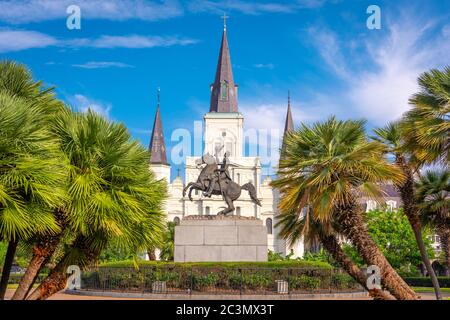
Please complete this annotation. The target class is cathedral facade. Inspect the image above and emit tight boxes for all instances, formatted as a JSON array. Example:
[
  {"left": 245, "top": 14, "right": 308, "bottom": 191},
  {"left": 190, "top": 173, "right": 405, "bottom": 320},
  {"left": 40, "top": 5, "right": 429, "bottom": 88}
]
[
  {"left": 147, "top": 24, "right": 432, "bottom": 260},
  {"left": 148, "top": 25, "right": 303, "bottom": 257}
]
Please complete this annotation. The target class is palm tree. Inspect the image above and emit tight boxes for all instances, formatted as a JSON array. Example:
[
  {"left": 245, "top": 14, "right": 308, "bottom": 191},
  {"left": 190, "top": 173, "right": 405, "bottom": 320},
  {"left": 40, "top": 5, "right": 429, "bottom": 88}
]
[
  {"left": 14, "top": 110, "right": 166, "bottom": 300},
  {"left": 272, "top": 116, "right": 418, "bottom": 299},
  {"left": 276, "top": 208, "right": 395, "bottom": 299},
  {"left": 402, "top": 67, "right": 450, "bottom": 164},
  {"left": 0, "top": 90, "right": 66, "bottom": 299},
  {"left": 415, "top": 170, "right": 450, "bottom": 276},
  {"left": 159, "top": 222, "right": 176, "bottom": 261},
  {"left": 373, "top": 122, "right": 442, "bottom": 300}
]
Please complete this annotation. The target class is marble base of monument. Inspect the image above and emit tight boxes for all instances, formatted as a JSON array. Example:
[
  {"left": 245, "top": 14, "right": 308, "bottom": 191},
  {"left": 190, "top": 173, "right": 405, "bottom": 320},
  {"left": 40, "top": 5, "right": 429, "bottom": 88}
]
[{"left": 174, "top": 216, "right": 268, "bottom": 262}]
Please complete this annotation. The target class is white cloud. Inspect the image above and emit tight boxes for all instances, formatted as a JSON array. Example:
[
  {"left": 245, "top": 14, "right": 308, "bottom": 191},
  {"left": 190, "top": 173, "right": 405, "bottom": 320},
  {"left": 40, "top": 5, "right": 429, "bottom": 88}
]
[
  {"left": 306, "top": 27, "right": 351, "bottom": 80},
  {"left": 67, "top": 35, "right": 198, "bottom": 49},
  {"left": 0, "top": 0, "right": 183, "bottom": 24},
  {"left": 253, "top": 63, "right": 275, "bottom": 70},
  {"left": 0, "top": 29, "right": 198, "bottom": 53},
  {"left": 68, "top": 94, "right": 112, "bottom": 119},
  {"left": 0, "top": 30, "right": 57, "bottom": 53},
  {"left": 188, "top": 0, "right": 295, "bottom": 15},
  {"left": 71, "top": 61, "right": 134, "bottom": 69},
  {"left": 305, "top": 11, "right": 450, "bottom": 126}
]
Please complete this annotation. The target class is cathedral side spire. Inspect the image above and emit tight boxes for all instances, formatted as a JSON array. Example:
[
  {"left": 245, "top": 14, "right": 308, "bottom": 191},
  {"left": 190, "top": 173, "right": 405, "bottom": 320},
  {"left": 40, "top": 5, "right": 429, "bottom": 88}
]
[
  {"left": 282, "top": 91, "right": 294, "bottom": 152},
  {"left": 149, "top": 88, "right": 168, "bottom": 165},
  {"left": 209, "top": 18, "right": 238, "bottom": 113}
]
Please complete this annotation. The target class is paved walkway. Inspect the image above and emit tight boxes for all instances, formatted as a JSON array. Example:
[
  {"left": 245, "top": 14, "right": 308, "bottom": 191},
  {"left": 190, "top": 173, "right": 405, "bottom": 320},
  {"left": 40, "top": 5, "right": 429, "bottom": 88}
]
[{"left": 5, "top": 289, "right": 448, "bottom": 300}]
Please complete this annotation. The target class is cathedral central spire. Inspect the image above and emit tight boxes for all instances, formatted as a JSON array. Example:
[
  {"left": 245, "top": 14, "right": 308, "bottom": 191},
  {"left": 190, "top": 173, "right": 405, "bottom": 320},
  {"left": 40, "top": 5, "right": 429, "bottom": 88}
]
[
  {"left": 149, "top": 88, "right": 168, "bottom": 165},
  {"left": 209, "top": 20, "right": 238, "bottom": 113}
]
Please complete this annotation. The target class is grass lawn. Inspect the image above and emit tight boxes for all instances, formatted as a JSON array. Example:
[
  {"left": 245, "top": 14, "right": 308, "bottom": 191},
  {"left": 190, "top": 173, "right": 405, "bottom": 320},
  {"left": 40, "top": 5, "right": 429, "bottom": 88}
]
[
  {"left": 7, "top": 284, "right": 39, "bottom": 289},
  {"left": 413, "top": 287, "right": 450, "bottom": 293}
]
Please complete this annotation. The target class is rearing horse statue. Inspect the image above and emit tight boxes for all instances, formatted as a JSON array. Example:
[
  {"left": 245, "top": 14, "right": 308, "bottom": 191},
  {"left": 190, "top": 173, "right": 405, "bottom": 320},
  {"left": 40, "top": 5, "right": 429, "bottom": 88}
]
[{"left": 182, "top": 153, "right": 262, "bottom": 216}]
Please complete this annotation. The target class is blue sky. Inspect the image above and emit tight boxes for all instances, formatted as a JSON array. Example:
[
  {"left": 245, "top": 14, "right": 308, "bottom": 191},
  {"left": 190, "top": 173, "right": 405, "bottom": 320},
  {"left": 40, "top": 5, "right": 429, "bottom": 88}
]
[{"left": 0, "top": 0, "right": 449, "bottom": 176}]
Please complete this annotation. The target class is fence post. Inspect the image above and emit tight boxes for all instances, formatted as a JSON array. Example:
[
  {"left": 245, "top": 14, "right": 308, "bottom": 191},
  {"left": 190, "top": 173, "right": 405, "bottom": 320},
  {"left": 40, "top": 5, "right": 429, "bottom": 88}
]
[
  {"left": 330, "top": 269, "right": 333, "bottom": 293},
  {"left": 288, "top": 268, "right": 291, "bottom": 296},
  {"left": 190, "top": 267, "right": 193, "bottom": 296},
  {"left": 239, "top": 268, "right": 243, "bottom": 296},
  {"left": 141, "top": 267, "right": 145, "bottom": 293}
]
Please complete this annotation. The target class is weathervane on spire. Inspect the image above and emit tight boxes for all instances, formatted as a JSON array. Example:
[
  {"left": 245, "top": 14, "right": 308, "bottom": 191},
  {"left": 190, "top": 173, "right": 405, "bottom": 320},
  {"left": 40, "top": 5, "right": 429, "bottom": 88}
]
[
  {"left": 222, "top": 13, "right": 229, "bottom": 31},
  {"left": 288, "top": 90, "right": 291, "bottom": 107}
]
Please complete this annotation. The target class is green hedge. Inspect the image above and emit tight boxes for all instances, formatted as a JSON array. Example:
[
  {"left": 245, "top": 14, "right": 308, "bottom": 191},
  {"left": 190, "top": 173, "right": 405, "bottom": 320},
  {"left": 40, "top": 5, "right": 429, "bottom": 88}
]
[
  {"left": 99, "top": 260, "right": 333, "bottom": 269},
  {"left": 404, "top": 277, "right": 450, "bottom": 288},
  {"left": 80, "top": 261, "right": 362, "bottom": 293},
  {"left": 3, "top": 273, "right": 48, "bottom": 284}
]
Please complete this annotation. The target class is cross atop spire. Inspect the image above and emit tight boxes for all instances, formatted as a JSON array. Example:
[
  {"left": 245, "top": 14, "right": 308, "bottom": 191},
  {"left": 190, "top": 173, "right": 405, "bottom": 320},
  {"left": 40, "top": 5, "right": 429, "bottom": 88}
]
[
  {"left": 157, "top": 87, "right": 160, "bottom": 106},
  {"left": 222, "top": 13, "right": 229, "bottom": 31}
]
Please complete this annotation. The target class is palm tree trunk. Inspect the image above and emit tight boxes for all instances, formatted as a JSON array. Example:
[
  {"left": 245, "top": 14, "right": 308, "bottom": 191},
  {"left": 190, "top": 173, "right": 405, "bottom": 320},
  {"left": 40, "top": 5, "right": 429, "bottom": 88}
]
[
  {"left": 0, "top": 239, "right": 18, "bottom": 300},
  {"left": 11, "top": 234, "right": 61, "bottom": 300},
  {"left": 334, "top": 199, "right": 419, "bottom": 300},
  {"left": 29, "top": 234, "right": 103, "bottom": 300},
  {"left": 394, "top": 155, "right": 442, "bottom": 300},
  {"left": 319, "top": 232, "right": 395, "bottom": 300},
  {"left": 12, "top": 210, "right": 66, "bottom": 300},
  {"left": 147, "top": 248, "right": 156, "bottom": 260},
  {"left": 27, "top": 262, "right": 67, "bottom": 300},
  {"left": 437, "top": 226, "right": 450, "bottom": 277}
]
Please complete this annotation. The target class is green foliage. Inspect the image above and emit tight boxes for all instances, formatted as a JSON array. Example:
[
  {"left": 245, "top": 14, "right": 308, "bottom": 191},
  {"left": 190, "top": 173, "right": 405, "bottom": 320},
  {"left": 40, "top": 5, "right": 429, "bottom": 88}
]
[
  {"left": 98, "top": 243, "right": 136, "bottom": 263},
  {"left": 272, "top": 116, "right": 404, "bottom": 222},
  {"left": 302, "top": 249, "right": 337, "bottom": 266},
  {"left": 99, "top": 259, "right": 333, "bottom": 269},
  {"left": 343, "top": 209, "right": 434, "bottom": 270},
  {"left": 404, "top": 277, "right": 450, "bottom": 288},
  {"left": 159, "top": 222, "right": 175, "bottom": 261},
  {"left": 268, "top": 250, "right": 291, "bottom": 261},
  {"left": 81, "top": 263, "right": 360, "bottom": 293},
  {"left": 0, "top": 69, "right": 66, "bottom": 241},
  {"left": 403, "top": 66, "right": 450, "bottom": 164}
]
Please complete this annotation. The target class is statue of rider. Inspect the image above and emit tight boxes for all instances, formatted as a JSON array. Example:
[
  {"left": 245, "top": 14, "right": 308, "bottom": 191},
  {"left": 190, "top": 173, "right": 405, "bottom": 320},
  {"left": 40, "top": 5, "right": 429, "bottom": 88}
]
[{"left": 203, "top": 145, "right": 231, "bottom": 198}]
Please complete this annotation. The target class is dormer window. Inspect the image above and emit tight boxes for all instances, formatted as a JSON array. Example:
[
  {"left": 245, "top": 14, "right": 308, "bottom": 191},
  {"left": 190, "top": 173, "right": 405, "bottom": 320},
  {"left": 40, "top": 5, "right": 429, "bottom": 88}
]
[{"left": 220, "top": 81, "right": 228, "bottom": 101}]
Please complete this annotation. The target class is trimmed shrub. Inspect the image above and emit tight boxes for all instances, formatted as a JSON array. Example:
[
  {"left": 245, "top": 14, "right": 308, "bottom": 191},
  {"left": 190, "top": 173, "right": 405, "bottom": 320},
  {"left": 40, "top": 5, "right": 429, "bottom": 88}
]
[{"left": 404, "top": 277, "right": 450, "bottom": 288}]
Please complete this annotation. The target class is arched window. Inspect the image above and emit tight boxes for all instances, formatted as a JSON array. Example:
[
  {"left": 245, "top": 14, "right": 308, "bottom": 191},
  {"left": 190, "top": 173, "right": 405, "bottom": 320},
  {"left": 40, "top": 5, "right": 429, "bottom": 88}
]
[
  {"left": 236, "top": 173, "right": 241, "bottom": 184},
  {"left": 220, "top": 81, "right": 228, "bottom": 101},
  {"left": 236, "top": 207, "right": 241, "bottom": 216},
  {"left": 266, "top": 218, "right": 273, "bottom": 235},
  {"left": 173, "top": 217, "right": 180, "bottom": 225},
  {"left": 205, "top": 206, "right": 210, "bottom": 215}
]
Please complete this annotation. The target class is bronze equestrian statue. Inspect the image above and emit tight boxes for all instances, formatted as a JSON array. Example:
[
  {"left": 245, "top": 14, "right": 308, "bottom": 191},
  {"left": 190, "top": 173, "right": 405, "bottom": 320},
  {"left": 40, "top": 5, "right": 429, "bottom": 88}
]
[{"left": 182, "top": 146, "right": 261, "bottom": 216}]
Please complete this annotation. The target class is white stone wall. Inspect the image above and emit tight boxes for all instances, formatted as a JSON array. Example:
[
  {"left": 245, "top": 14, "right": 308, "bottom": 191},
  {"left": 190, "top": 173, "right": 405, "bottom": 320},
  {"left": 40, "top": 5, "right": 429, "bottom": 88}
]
[{"left": 149, "top": 111, "right": 298, "bottom": 259}]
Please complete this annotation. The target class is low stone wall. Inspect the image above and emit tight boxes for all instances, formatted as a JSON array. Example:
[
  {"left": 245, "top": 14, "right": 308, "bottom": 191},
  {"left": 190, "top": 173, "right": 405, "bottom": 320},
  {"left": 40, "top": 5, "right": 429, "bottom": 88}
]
[
  {"left": 65, "top": 289, "right": 369, "bottom": 300},
  {"left": 174, "top": 216, "right": 267, "bottom": 262}
]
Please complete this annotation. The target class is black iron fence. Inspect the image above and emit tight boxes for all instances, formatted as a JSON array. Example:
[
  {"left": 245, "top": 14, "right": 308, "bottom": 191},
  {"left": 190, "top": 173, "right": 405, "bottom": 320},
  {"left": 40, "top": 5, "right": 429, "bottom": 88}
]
[{"left": 80, "top": 266, "right": 363, "bottom": 295}]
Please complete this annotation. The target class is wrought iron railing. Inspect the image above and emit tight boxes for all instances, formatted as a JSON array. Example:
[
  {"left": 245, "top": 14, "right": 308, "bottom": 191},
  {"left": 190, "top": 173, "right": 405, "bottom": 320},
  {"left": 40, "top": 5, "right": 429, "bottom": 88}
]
[{"left": 79, "top": 266, "right": 363, "bottom": 295}]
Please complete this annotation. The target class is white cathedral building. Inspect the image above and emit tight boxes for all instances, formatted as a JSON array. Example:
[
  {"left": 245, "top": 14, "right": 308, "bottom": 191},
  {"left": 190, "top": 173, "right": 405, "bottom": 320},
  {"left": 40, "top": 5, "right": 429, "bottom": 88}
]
[
  {"left": 148, "top": 24, "right": 303, "bottom": 257},
  {"left": 147, "top": 24, "right": 434, "bottom": 260}
]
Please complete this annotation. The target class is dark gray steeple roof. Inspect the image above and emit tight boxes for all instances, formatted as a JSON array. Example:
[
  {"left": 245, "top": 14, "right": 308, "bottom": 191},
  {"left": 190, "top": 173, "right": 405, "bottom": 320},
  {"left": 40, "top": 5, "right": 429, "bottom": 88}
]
[
  {"left": 284, "top": 91, "right": 294, "bottom": 134},
  {"left": 209, "top": 25, "right": 238, "bottom": 113},
  {"left": 149, "top": 89, "right": 168, "bottom": 165},
  {"left": 281, "top": 91, "right": 294, "bottom": 151}
]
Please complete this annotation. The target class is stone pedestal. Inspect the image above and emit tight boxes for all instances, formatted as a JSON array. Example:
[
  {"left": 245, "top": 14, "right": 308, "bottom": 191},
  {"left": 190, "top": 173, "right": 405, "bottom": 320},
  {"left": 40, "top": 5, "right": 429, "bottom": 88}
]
[{"left": 174, "top": 215, "right": 268, "bottom": 262}]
